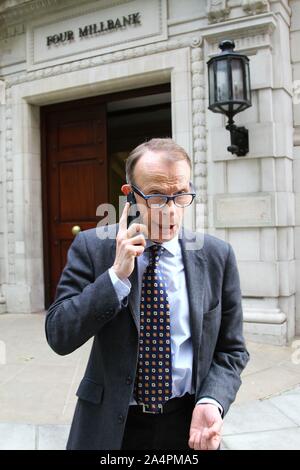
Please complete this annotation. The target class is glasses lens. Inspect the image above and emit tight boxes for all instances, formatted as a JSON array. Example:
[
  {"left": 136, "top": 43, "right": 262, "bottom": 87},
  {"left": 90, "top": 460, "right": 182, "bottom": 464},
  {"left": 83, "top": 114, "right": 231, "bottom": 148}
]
[
  {"left": 174, "top": 194, "right": 193, "bottom": 207},
  {"left": 147, "top": 196, "right": 168, "bottom": 208}
]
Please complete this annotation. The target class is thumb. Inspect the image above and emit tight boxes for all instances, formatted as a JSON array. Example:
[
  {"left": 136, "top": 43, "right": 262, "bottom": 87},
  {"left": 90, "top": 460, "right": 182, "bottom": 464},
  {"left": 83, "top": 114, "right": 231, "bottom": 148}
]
[{"left": 207, "top": 420, "right": 222, "bottom": 439}]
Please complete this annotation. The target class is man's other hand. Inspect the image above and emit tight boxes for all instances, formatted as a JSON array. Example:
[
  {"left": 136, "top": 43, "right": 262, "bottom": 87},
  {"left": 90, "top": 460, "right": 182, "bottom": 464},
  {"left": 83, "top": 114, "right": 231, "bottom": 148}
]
[{"left": 188, "top": 403, "right": 223, "bottom": 450}]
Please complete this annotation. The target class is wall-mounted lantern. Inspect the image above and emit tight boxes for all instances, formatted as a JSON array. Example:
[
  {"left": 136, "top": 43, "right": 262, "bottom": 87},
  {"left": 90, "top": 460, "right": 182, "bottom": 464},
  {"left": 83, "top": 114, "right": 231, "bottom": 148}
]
[{"left": 207, "top": 39, "right": 252, "bottom": 156}]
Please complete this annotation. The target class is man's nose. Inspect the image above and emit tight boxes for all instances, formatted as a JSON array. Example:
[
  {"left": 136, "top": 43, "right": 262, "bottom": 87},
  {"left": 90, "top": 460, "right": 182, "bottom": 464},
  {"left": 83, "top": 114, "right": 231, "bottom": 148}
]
[{"left": 164, "top": 199, "right": 176, "bottom": 214}]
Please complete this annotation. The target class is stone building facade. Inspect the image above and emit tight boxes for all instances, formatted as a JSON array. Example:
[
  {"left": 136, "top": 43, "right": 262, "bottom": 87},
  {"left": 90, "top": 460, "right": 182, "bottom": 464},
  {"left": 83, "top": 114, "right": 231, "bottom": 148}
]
[{"left": 0, "top": 0, "right": 299, "bottom": 345}]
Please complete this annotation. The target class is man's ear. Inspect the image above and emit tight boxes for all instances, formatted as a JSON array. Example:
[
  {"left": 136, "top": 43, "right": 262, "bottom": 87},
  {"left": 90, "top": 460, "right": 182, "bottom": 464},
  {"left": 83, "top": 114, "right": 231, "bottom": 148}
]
[{"left": 121, "top": 184, "right": 131, "bottom": 196}]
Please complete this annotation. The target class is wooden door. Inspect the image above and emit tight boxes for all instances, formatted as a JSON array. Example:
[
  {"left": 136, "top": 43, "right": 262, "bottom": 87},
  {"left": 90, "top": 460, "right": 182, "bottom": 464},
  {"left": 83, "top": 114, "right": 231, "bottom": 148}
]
[{"left": 42, "top": 103, "right": 107, "bottom": 306}]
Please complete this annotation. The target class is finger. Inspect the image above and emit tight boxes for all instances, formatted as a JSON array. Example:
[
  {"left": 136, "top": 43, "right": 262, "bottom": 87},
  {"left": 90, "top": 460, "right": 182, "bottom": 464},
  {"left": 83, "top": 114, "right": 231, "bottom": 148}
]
[
  {"left": 189, "top": 431, "right": 201, "bottom": 451},
  {"left": 127, "top": 223, "right": 148, "bottom": 239},
  {"left": 118, "top": 202, "right": 130, "bottom": 235},
  {"left": 188, "top": 432, "right": 196, "bottom": 450},
  {"left": 207, "top": 433, "right": 221, "bottom": 451},
  {"left": 134, "top": 245, "right": 145, "bottom": 256},
  {"left": 200, "top": 428, "right": 209, "bottom": 451},
  {"left": 125, "top": 245, "right": 145, "bottom": 258},
  {"left": 126, "top": 234, "right": 147, "bottom": 247},
  {"left": 207, "top": 420, "right": 223, "bottom": 438},
  {"left": 206, "top": 422, "right": 222, "bottom": 451}
]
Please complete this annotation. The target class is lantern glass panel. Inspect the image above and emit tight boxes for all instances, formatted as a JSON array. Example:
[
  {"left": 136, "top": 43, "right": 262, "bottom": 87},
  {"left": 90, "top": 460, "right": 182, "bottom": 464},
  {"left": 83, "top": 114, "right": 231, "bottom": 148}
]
[
  {"left": 231, "top": 58, "right": 244, "bottom": 101},
  {"left": 245, "top": 61, "right": 251, "bottom": 102},
  {"left": 216, "top": 59, "right": 229, "bottom": 103},
  {"left": 208, "top": 63, "right": 215, "bottom": 106}
]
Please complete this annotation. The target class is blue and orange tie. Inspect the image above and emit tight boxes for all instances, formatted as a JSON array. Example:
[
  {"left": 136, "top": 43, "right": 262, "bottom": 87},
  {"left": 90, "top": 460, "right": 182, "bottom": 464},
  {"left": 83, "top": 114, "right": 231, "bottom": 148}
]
[{"left": 135, "top": 244, "right": 172, "bottom": 413}]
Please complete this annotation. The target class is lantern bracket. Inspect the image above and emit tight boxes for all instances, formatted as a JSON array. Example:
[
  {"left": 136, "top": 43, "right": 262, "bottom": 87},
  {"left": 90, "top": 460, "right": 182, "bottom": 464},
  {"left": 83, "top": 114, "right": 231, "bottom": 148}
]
[{"left": 226, "top": 118, "right": 249, "bottom": 157}]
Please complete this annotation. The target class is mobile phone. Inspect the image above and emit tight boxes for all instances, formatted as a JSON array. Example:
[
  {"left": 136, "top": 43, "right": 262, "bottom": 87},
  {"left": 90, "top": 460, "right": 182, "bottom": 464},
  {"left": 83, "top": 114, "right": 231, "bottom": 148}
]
[
  {"left": 127, "top": 192, "right": 140, "bottom": 228},
  {"left": 127, "top": 191, "right": 136, "bottom": 206}
]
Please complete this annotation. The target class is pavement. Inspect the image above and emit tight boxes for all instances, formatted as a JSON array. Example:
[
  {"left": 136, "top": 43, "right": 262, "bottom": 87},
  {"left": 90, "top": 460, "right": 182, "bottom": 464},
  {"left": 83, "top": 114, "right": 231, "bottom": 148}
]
[{"left": 0, "top": 313, "right": 300, "bottom": 450}]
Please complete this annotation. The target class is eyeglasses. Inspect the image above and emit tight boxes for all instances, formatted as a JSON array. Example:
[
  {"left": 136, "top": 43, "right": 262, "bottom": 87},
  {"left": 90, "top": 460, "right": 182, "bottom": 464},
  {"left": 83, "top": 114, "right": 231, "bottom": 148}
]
[{"left": 131, "top": 183, "right": 196, "bottom": 209}]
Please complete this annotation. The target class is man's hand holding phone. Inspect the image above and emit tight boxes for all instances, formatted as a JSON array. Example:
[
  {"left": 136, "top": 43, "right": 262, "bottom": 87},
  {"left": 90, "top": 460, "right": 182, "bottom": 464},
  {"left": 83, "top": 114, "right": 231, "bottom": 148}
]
[{"left": 112, "top": 202, "right": 147, "bottom": 281}]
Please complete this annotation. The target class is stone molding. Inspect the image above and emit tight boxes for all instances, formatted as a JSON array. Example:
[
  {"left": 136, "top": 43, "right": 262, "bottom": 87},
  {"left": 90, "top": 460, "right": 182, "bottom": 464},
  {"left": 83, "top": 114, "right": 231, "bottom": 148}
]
[
  {"left": 4, "top": 86, "right": 14, "bottom": 283},
  {"left": 207, "top": 0, "right": 230, "bottom": 24},
  {"left": 6, "top": 35, "right": 196, "bottom": 87},
  {"left": 204, "top": 12, "right": 276, "bottom": 56},
  {"left": 190, "top": 38, "right": 208, "bottom": 227},
  {"left": 243, "top": 307, "right": 286, "bottom": 324},
  {"left": 0, "top": 22, "right": 25, "bottom": 40},
  {"left": 242, "top": 0, "right": 270, "bottom": 15},
  {"left": 0, "top": 0, "right": 62, "bottom": 22},
  {"left": 0, "top": 0, "right": 59, "bottom": 39},
  {"left": 0, "top": 0, "right": 114, "bottom": 39}
]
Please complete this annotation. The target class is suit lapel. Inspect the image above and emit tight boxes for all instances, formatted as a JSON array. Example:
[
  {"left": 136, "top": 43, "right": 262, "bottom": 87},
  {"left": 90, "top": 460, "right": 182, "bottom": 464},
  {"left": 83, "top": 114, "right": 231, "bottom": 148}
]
[
  {"left": 128, "top": 258, "right": 140, "bottom": 331},
  {"left": 180, "top": 230, "right": 207, "bottom": 366}
]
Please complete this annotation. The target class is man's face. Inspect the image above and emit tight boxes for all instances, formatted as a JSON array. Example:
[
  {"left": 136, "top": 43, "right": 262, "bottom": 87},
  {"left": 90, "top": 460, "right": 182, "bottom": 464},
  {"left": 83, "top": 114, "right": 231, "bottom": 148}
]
[{"left": 131, "top": 150, "right": 191, "bottom": 243}]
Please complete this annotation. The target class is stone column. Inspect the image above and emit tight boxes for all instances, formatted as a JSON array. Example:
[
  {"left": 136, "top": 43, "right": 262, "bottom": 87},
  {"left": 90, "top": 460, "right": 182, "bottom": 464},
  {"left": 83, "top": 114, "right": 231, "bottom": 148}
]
[
  {"left": 0, "top": 80, "right": 7, "bottom": 314},
  {"left": 290, "top": 0, "right": 300, "bottom": 337},
  {"left": 204, "top": 0, "right": 295, "bottom": 345}
]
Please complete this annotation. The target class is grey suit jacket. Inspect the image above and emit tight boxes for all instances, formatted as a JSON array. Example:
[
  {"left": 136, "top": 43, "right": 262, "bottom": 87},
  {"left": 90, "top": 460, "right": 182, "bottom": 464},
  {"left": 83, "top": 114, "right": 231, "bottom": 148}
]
[{"left": 46, "top": 225, "right": 249, "bottom": 450}]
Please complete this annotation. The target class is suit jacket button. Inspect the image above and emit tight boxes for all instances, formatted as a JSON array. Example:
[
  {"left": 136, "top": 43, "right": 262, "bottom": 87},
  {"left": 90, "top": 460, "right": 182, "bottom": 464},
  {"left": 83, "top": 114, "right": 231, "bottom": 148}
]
[
  {"left": 126, "top": 376, "right": 132, "bottom": 385},
  {"left": 118, "top": 414, "right": 125, "bottom": 423}
]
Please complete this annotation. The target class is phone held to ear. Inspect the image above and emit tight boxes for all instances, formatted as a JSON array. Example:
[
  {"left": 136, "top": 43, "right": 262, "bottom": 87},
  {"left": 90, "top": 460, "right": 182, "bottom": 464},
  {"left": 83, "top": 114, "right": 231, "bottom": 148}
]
[
  {"left": 127, "top": 192, "right": 140, "bottom": 228},
  {"left": 127, "top": 192, "right": 136, "bottom": 206}
]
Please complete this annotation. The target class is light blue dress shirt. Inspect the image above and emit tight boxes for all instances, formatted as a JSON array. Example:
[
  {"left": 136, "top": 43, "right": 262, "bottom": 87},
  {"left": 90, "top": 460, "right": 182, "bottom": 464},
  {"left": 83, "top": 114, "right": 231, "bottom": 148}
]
[{"left": 108, "top": 235, "right": 222, "bottom": 414}]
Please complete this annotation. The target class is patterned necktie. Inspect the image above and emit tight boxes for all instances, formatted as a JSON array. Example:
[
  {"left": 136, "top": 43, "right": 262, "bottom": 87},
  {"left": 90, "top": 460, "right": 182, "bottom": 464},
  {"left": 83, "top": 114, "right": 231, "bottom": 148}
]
[{"left": 135, "top": 244, "right": 172, "bottom": 413}]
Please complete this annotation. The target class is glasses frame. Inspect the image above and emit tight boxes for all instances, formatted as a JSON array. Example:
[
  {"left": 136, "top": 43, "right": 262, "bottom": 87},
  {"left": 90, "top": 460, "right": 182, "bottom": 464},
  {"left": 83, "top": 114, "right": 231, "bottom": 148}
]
[{"left": 130, "top": 182, "right": 196, "bottom": 208}]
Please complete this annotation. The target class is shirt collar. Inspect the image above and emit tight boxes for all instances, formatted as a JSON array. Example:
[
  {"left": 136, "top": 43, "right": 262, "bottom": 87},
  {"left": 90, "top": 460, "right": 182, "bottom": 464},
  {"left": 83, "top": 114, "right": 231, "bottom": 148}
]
[{"left": 146, "top": 235, "right": 180, "bottom": 257}]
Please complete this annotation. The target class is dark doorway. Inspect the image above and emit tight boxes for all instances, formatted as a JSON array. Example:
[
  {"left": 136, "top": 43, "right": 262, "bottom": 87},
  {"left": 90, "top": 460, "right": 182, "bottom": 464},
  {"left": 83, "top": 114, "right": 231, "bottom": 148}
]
[
  {"left": 41, "top": 84, "right": 171, "bottom": 307},
  {"left": 107, "top": 91, "right": 171, "bottom": 216}
]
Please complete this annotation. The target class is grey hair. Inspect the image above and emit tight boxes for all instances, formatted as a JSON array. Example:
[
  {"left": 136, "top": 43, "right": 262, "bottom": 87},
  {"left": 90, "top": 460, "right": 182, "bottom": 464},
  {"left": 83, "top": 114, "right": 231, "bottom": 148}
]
[{"left": 125, "top": 138, "right": 191, "bottom": 184}]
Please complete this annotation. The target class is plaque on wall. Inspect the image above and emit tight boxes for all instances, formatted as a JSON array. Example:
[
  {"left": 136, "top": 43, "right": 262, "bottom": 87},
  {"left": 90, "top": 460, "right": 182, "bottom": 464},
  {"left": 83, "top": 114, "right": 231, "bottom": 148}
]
[
  {"left": 27, "top": 0, "right": 167, "bottom": 70},
  {"left": 214, "top": 193, "right": 275, "bottom": 228}
]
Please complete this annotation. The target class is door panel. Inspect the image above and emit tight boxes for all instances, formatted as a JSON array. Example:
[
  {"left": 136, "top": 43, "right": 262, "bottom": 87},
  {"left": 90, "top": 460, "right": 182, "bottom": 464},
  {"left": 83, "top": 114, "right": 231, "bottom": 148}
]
[
  {"left": 59, "top": 160, "right": 100, "bottom": 221},
  {"left": 43, "top": 104, "right": 107, "bottom": 304}
]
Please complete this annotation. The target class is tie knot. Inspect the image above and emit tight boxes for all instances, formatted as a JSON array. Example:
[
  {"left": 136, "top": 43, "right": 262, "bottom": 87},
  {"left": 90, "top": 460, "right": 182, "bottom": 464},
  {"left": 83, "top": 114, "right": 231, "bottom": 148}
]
[{"left": 149, "top": 244, "right": 164, "bottom": 264}]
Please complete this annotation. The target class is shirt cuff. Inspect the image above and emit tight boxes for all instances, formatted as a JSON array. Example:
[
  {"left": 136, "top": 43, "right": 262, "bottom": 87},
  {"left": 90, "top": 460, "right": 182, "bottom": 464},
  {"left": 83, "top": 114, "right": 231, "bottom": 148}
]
[
  {"left": 108, "top": 267, "right": 131, "bottom": 303},
  {"left": 196, "top": 397, "right": 223, "bottom": 416}
]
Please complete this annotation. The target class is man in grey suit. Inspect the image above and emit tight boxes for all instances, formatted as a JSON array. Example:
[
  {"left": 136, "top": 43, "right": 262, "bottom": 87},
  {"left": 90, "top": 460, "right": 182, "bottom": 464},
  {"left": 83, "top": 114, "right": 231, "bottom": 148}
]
[{"left": 46, "top": 138, "right": 249, "bottom": 451}]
